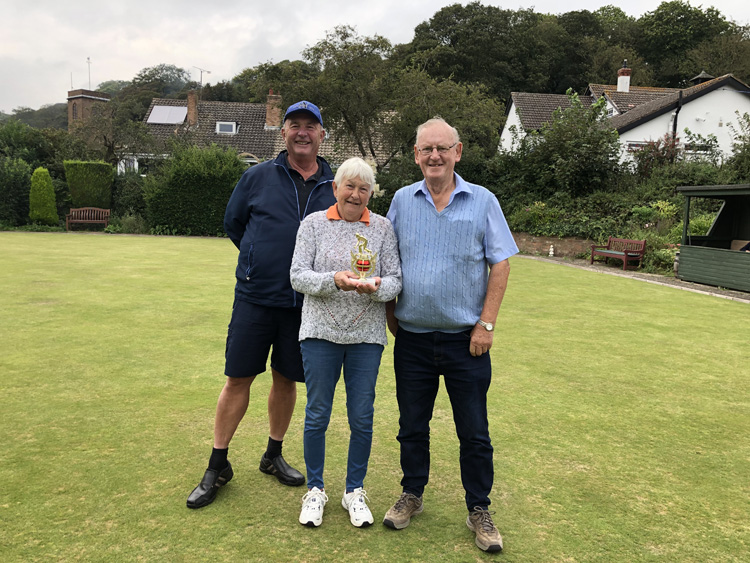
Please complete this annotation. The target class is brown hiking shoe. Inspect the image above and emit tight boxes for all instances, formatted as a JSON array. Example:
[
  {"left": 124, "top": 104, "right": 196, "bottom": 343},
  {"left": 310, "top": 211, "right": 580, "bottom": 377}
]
[
  {"left": 382, "top": 492, "right": 423, "bottom": 529},
  {"left": 467, "top": 507, "right": 503, "bottom": 552}
]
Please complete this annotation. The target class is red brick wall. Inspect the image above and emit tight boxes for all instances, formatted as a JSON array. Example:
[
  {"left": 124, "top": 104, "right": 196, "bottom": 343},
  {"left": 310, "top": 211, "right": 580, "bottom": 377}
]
[{"left": 512, "top": 232, "right": 593, "bottom": 258}]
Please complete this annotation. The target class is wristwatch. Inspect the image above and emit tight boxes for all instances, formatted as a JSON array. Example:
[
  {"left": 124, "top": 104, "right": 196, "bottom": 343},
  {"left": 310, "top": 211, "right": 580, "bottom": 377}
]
[{"left": 477, "top": 319, "right": 494, "bottom": 332}]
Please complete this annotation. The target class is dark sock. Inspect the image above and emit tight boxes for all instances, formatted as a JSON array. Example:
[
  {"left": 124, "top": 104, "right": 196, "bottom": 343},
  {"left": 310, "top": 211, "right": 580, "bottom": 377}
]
[
  {"left": 266, "top": 437, "right": 282, "bottom": 459},
  {"left": 208, "top": 447, "right": 229, "bottom": 471}
]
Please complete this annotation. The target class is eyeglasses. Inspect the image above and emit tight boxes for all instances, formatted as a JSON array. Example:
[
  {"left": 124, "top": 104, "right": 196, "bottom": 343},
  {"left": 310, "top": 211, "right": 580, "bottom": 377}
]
[{"left": 416, "top": 142, "right": 458, "bottom": 156}]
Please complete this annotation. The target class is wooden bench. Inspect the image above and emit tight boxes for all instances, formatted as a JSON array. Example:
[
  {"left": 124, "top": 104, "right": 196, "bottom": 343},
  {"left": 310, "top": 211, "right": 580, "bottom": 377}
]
[
  {"left": 590, "top": 237, "right": 646, "bottom": 271},
  {"left": 66, "top": 207, "right": 111, "bottom": 231}
]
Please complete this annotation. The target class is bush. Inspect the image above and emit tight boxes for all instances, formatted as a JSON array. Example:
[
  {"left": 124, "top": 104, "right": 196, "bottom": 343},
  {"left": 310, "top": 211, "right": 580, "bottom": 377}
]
[
  {"left": 63, "top": 160, "right": 114, "bottom": 208},
  {"left": 0, "top": 156, "right": 32, "bottom": 226},
  {"left": 29, "top": 167, "right": 58, "bottom": 225},
  {"left": 144, "top": 144, "right": 246, "bottom": 236},
  {"left": 105, "top": 211, "right": 149, "bottom": 235},
  {"left": 111, "top": 171, "right": 146, "bottom": 217}
]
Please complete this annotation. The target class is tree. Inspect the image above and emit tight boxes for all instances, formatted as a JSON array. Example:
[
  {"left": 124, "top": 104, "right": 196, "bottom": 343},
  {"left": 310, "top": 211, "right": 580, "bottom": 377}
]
[
  {"left": 682, "top": 27, "right": 750, "bottom": 82},
  {"left": 29, "top": 167, "right": 58, "bottom": 225},
  {"left": 232, "top": 60, "right": 319, "bottom": 103},
  {"left": 637, "top": 1, "right": 732, "bottom": 86},
  {"left": 131, "top": 64, "right": 193, "bottom": 97},
  {"left": 397, "top": 3, "right": 551, "bottom": 101},
  {"left": 11, "top": 104, "right": 68, "bottom": 130},
  {"left": 96, "top": 80, "right": 131, "bottom": 95},
  {"left": 70, "top": 99, "right": 157, "bottom": 166},
  {"left": 727, "top": 111, "right": 750, "bottom": 181},
  {"left": 500, "top": 91, "right": 621, "bottom": 199},
  {"left": 296, "top": 26, "right": 504, "bottom": 173}
]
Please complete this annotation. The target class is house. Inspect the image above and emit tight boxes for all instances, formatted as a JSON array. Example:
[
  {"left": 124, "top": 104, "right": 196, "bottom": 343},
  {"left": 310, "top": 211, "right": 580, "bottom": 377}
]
[
  {"left": 141, "top": 91, "right": 375, "bottom": 170},
  {"left": 500, "top": 65, "right": 750, "bottom": 161}
]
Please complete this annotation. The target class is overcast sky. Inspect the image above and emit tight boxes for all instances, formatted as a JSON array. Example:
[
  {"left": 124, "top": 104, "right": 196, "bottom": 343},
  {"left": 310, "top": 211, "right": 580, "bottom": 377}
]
[{"left": 2, "top": 0, "right": 750, "bottom": 114}]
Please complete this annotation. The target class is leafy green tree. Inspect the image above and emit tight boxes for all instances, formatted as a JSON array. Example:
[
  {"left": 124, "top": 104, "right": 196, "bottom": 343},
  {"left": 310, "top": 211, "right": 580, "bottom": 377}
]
[
  {"left": 294, "top": 26, "right": 504, "bottom": 172},
  {"left": 70, "top": 99, "right": 156, "bottom": 165},
  {"left": 499, "top": 90, "right": 621, "bottom": 199},
  {"left": 144, "top": 143, "right": 246, "bottom": 236},
  {"left": 11, "top": 104, "right": 68, "bottom": 130},
  {"left": 0, "top": 157, "right": 32, "bottom": 225},
  {"left": 397, "top": 3, "right": 551, "bottom": 101},
  {"left": 29, "top": 167, "right": 58, "bottom": 225},
  {"left": 682, "top": 27, "right": 750, "bottom": 82},
  {"left": 96, "top": 80, "right": 131, "bottom": 95},
  {"left": 727, "top": 111, "right": 750, "bottom": 181},
  {"left": 131, "top": 64, "right": 193, "bottom": 96},
  {"left": 232, "top": 60, "right": 319, "bottom": 103},
  {"left": 637, "top": 1, "right": 732, "bottom": 86}
]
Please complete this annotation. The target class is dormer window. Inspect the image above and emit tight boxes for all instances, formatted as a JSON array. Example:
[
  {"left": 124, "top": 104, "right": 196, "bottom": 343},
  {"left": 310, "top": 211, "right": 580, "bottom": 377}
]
[{"left": 216, "top": 121, "right": 237, "bottom": 135}]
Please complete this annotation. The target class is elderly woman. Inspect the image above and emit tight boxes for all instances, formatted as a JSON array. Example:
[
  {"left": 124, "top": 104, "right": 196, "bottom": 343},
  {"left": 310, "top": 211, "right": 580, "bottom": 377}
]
[{"left": 290, "top": 157, "right": 401, "bottom": 528}]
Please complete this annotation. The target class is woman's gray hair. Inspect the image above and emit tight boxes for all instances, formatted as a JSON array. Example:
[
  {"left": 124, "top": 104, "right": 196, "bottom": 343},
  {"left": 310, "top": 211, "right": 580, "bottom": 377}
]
[
  {"left": 415, "top": 117, "right": 460, "bottom": 146},
  {"left": 334, "top": 157, "right": 375, "bottom": 192}
]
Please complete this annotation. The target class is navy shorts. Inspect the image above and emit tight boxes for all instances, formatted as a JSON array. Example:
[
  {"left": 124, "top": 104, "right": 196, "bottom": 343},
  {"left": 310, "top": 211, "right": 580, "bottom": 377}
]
[{"left": 224, "top": 299, "right": 305, "bottom": 382}]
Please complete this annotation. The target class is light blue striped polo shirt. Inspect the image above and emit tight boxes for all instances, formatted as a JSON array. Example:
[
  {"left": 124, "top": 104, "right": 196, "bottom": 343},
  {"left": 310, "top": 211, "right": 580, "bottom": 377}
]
[{"left": 387, "top": 173, "right": 518, "bottom": 333}]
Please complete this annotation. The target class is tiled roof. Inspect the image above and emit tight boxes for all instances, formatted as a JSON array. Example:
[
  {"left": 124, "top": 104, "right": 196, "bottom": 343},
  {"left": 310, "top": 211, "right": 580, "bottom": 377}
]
[
  {"left": 586, "top": 84, "right": 680, "bottom": 115},
  {"left": 144, "top": 98, "right": 279, "bottom": 161},
  {"left": 609, "top": 74, "right": 750, "bottom": 133},
  {"left": 143, "top": 98, "right": 390, "bottom": 166},
  {"left": 508, "top": 74, "right": 750, "bottom": 135},
  {"left": 509, "top": 92, "right": 595, "bottom": 130}
]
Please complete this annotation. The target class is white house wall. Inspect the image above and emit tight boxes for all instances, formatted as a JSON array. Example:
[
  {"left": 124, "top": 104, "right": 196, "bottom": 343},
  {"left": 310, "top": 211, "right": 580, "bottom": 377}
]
[
  {"left": 499, "top": 103, "right": 526, "bottom": 151},
  {"left": 619, "top": 86, "right": 750, "bottom": 161}
]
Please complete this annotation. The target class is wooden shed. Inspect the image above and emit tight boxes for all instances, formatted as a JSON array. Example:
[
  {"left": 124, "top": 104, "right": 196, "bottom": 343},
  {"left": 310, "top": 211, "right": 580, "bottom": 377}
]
[{"left": 675, "top": 184, "right": 750, "bottom": 292}]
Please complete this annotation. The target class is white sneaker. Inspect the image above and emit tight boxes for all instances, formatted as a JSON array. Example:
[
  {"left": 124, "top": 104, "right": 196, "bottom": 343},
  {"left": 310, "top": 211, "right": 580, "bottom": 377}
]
[
  {"left": 300, "top": 487, "right": 328, "bottom": 527},
  {"left": 341, "top": 487, "right": 374, "bottom": 527}
]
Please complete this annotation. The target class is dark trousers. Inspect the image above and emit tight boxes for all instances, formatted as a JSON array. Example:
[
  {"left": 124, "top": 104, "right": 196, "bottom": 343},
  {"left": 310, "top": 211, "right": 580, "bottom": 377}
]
[{"left": 394, "top": 328, "right": 494, "bottom": 511}]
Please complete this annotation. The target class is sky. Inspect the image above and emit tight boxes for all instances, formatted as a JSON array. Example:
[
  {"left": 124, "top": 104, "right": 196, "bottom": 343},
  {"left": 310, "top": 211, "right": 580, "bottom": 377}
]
[{"left": 2, "top": 0, "right": 750, "bottom": 114}]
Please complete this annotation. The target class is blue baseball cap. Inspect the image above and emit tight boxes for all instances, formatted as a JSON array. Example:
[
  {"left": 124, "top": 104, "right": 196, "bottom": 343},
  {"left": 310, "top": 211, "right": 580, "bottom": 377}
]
[{"left": 283, "top": 100, "right": 323, "bottom": 127}]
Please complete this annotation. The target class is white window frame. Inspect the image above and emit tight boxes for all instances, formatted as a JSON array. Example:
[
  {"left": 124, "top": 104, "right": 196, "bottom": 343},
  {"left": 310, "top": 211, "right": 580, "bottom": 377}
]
[{"left": 216, "top": 121, "right": 237, "bottom": 135}]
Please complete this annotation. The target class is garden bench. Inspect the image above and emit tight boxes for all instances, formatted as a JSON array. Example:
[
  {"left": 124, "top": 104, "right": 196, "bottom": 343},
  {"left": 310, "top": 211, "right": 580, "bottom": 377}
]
[
  {"left": 590, "top": 237, "right": 646, "bottom": 271},
  {"left": 66, "top": 207, "right": 110, "bottom": 231}
]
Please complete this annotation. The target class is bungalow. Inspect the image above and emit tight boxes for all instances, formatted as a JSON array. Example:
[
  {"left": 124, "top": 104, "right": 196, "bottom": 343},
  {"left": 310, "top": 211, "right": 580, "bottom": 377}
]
[{"left": 500, "top": 65, "right": 750, "bottom": 161}]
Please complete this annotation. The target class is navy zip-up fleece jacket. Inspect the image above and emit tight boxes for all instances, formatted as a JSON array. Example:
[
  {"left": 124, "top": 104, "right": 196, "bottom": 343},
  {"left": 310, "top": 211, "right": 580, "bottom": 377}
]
[{"left": 224, "top": 151, "right": 335, "bottom": 308}]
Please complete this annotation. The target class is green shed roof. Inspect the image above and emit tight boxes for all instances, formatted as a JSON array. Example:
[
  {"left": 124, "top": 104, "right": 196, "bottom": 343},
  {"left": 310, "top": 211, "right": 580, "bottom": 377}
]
[{"left": 676, "top": 184, "right": 750, "bottom": 197}]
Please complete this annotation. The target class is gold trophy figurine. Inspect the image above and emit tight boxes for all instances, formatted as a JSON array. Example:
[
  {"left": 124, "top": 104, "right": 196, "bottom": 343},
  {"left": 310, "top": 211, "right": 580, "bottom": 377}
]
[{"left": 350, "top": 233, "right": 378, "bottom": 286}]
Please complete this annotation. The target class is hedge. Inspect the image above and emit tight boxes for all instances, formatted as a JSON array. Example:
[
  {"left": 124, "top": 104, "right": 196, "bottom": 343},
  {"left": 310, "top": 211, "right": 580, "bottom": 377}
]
[{"left": 63, "top": 160, "right": 114, "bottom": 208}]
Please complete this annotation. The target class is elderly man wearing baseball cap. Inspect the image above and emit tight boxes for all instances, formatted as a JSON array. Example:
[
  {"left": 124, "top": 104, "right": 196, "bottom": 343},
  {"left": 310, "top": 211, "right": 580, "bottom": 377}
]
[{"left": 187, "top": 101, "right": 336, "bottom": 509}]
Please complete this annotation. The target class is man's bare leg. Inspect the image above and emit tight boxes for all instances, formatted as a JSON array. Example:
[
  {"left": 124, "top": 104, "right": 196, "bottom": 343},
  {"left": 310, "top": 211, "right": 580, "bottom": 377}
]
[
  {"left": 213, "top": 376, "right": 255, "bottom": 448},
  {"left": 259, "top": 368, "right": 304, "bottom": 486},
  {"left": 187, "top": 376, "right": 254, "bottom": 509},
  {"left": 268, "top": 368, "right": 297, "bottom": 440}
]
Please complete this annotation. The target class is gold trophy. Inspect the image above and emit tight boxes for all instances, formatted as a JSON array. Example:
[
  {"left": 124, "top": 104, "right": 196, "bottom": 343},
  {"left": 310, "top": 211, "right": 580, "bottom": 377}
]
[{"left": 350, "top": 233, "right": 378, "bottom": 286}]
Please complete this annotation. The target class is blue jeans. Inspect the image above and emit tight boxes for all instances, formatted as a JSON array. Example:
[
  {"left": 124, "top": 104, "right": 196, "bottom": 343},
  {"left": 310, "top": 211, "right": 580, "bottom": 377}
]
[
  {"left": 300, "top": 339, "right": 384, "bottom": 492},
  {"left": 394, "top": 328, "right": 494, "bottom": 511}
]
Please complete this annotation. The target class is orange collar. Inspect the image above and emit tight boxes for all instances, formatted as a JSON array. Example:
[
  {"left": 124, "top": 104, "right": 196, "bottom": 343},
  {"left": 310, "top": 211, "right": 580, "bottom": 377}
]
[{"left": 326, "top": 204, "right": 370, "bottom": 226}]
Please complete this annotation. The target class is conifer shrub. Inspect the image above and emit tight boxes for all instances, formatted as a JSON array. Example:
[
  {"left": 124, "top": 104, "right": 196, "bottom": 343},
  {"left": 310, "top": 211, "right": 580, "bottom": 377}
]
[
  {"left": 63, "top": 161, "right": 114, "bottom": 208},
  {"left": 29, "top": 167, "right": 58, "bottom": 225}
]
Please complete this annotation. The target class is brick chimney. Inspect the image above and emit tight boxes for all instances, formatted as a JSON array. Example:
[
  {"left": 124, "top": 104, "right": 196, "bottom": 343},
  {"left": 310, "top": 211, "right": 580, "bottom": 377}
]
[
  {"left": 265, "top": 89, "right": 282, "bottom": 129},
  {"left": 187, "top": 90, "right": 198, "bottom": 127},
  {"left": 617, "top": 61, "right": 631, "bottom": 93}
]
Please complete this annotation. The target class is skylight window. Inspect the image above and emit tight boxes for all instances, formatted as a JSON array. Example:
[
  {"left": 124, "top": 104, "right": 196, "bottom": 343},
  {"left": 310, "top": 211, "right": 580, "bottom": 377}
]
[
  {"left": 147, "top": 106, "right": 187, "bottom": 124},
  {"left": 216, "top": 122, "right": 237, "bottom": 135}
]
